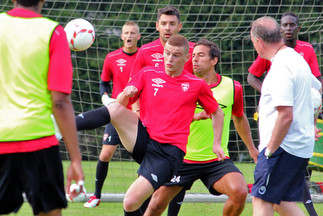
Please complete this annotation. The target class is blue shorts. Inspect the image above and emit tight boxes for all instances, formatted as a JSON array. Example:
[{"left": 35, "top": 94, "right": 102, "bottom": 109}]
[
  {"left": 102, "top": 123, "right": 121, "bottom": 145},
  {"left": 0, "top": 146, "right": 66, "bottom": 215},
  {"left": 132, "top": 120, "right": 185, "bottom": 190},
  {"left": 165, "top": 159, "right": 241, "bottom": 195},
  {"left": 251, "top": 147, "right": 309, "bottom": 204}
]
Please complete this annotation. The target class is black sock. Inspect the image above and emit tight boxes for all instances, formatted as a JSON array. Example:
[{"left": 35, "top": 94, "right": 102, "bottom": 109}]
[
  {"left": 124, "top": 208, "right": 142, "bottom": 216},
  {"left": 94, "top": 160, "right": 109, "bottom": 199},
  {"left": 167, "top": 189, "right": 186, "bottom": 216},
  {"left": 139, "top": 195, "right": 151, "bottom": 214},
  {"left": 302, "top": 183, "right": 318, "bottom": 216},
  {"left": 75, "top": 106, "right": 110, "bottom": 131}
]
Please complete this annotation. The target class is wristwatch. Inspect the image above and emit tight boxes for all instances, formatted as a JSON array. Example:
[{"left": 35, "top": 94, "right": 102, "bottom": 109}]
[{"left": 265, "top": 148, "right": 272, "bottom": 158}]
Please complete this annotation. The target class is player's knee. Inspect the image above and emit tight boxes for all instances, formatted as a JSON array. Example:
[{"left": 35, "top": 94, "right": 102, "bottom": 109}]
[
  {"left": 147, "top": 200, "right": 167, "bottom": 215},
  {"left": 229, "top": 184, "right": 248, "bottom": 203},
  {"left": 123, "top": 196, "right": 140, "bottom": 212},
  {"left": 99, "top": 151, "right": 114, "bottom": 161}
]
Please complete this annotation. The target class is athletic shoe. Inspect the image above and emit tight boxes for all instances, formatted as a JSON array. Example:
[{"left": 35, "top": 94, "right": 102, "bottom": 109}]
[{"left": 84, "top": 195, "right": 100, "bottom": 208}]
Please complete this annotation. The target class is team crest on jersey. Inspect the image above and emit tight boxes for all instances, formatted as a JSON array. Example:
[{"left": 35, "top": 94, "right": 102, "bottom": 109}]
[
  {"left": 181, "top": 83, "right": 190, "bottom": 92},
  {"left": 151, "top": 53, "right": 163, "bottom": 62},
  {"left": 103, "top": 133, "right": 109, "bottom": 141},
  {"left": 117, "top": 58, "right": 126, "bottom": 66},
  {"left": 152, "top": 78, "right": 166, "bottom": 87}
]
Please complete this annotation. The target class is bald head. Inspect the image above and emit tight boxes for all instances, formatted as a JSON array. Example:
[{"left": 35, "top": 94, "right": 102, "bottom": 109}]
[{"left": 251, "top": 16, "right": 282, "bottom": 44}]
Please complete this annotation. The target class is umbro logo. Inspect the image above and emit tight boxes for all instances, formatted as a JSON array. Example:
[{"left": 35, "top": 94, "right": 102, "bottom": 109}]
[
  {"left": 151, "top": 53, "right": 163, "bottom": 59},
  {"left": 151, "top": 174, "right": 158, "bottom": 182},
  {"left": 152, "top": 78, "right": 166, "bottom": 87},
  {"left": 152, "top": 53, "right": 163, "bottom": 62},
  {"left": 117, "top": 58, "right": 127, "bottom": 64}
]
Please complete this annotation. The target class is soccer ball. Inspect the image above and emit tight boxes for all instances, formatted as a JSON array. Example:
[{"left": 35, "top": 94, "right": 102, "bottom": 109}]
[
  {"left": 64, "top": 18, "right": 95, "bottom": 51},
  {"left": 311, "top": 88, "right": 322, "bottom": 116},
  {"left": 66, "top": 183, "right": 87, "bottom": 202}
]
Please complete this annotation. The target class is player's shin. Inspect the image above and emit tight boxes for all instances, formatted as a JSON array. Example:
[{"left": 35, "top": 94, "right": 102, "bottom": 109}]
[{"left": 75, "top": 106, "right": 111, "bottom": 130}]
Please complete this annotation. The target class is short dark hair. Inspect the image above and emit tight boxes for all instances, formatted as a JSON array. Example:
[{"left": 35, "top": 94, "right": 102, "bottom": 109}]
[
  {"left": 166, "top": 34, "right": 189, "bottom": 55},
  {"left": 157, "top": 6, "right": 180, "bottom": 23},
  {"left": 251, "top": 16, "right": 282, "bottom": 44},
  {"left": 195, "top": 39, "right": 221, "bottom": 71},
  {"left": 281, "top": 11, "right": 299, "bottom": 25},
  {"left": 16, "top": 0, "right": 41, "bottom": 7}
]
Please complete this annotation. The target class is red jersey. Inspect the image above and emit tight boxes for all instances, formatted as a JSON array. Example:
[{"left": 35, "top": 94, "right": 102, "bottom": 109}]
[
  {"left": 249, "top": 40, "right": 321, "bottom": 78},
  {"left": 0, "top": 8, "right": 73, "bottom": 154},
  {"left": 130, "top": 38, "right": 195, "bottom": 78},
  {"left": 101, "top": 47, "right": 139, "bottom": 98},
  {"left": 127, "top": 66, "right": 219, "bottom": 153}
]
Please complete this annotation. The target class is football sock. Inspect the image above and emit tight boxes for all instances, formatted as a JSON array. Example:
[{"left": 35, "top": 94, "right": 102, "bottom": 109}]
[
  {"left": 75, "top": 106, "right": 110, "bottom": 131},
  {"left": 167, "top": 189, "right": 186, "bottom": 216},
  {"left": 124, "top": 208, "right": 142, "bottom": 216},
  {"left": 94, "top": 160, "right": 109, "bottom": 199},
  {"left": 139, "top": 195, "right": 151, "bottom": 213},
  {"left": 302, "top": 183, "right": 318, "bottom": 216}
]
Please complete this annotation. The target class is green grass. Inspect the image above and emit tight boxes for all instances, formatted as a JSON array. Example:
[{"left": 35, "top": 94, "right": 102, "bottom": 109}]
[{"left": 8, "top": 161, "right": 323, "bottom": 215}]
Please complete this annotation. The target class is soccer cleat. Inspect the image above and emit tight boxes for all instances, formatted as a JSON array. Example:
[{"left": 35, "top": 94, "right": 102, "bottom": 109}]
[{"left": 84, "top": 195, "right": 100, "bottom": 208}]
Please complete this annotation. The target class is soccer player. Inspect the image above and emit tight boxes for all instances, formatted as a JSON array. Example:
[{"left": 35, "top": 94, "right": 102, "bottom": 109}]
[
  {"left": 247, "top": 12, "right": 321, "bottom": 216},
  {"left": 0, "top": 0, "right": 84, "bottom": 215},
  {"left": 75, "top": 34, "right": 225, "bottom": 215},
  {"left": 130, "top": 5, "right": 195, "bottom": 133},
  {"left": 83, "top": 21, "right": 141, "bottom": 208},
  {"left": 130, "top": 5, "right": 194, "bottom": 78},
  {"left": 250, "top": 16, "right": 321, "bottom": 216},
  {"left": 144, "top": 39, "right": 259, "bottom": 216},
  {"left": 247, "top": 11, "right": 321, "bottom": 92}
]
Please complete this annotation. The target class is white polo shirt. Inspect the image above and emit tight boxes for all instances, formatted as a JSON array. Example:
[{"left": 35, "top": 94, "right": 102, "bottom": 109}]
[{"left": 258, "top": 47, "right": 321, "bottom": 158}]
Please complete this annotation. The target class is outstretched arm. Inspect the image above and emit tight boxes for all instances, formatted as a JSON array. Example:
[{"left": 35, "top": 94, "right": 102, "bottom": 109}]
[
  {"left": 51, "top": 91, "right": 84, "bottom": 192},
  {"left": 232, "top": 114, "right": 259, "bottom": 162},
  {"left": 211, "top": 107, "right": 225, "bottom": 161}
]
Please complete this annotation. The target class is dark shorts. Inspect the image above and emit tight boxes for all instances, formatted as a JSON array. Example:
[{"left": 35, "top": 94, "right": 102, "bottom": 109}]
[
  {"left": 131, "top": 120, "right": 185, "bottom": 190},
  {"left": 102, "top": 123, "right": 121, "bottom": 145},
  {"left": 0, "top": 145, "right": 67, "bottom": 215},
  {"left": 165, "top": 159, "right": 241, "bottom": 195},
  {"left": 251, "top": 147, "right": 309, "bottom": 204}
]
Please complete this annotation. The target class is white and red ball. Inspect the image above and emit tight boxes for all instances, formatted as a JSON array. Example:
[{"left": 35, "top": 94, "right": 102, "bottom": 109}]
[
  {"left": 66, "top": 183, "right": 87, "bottom": 202},
  {"left": 64, "top": 18, "right": 95, "bottom": 51},
  {"left": 311, "top": 88, "right": 322, "bottom": 116}
]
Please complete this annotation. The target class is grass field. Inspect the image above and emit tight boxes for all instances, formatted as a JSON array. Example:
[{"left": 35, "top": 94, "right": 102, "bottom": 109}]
[{"left": 8, "top": 161, "right": 323, "bottom": 215}]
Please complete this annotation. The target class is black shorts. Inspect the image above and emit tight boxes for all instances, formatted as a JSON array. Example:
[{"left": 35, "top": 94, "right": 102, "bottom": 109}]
[
  {"left": 165, "top": 159, "right": 241, "bottom": 195},
  {"left": 131, "top": 120, "right": 185, "bottom": 190},
  {"left": 0, "top": 146, "right": 67, "bottom": 215},
  {"left": 102, "top": 123, "right": 121, "bottom": 145}
]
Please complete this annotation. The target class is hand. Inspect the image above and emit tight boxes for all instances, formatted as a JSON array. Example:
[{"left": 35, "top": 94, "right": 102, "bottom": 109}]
[
  {"left": 102, "top": 94, "right": 116, "bottom": 106},
  {"left": 193, "top": 111, "right": 211, "bottom": 121},
  {"left": 212, "top": 144, "right": 225, "bottom": 161},
  {"left": 315, "top": 126, "right": 321, "bottom": 141},
  {"left": 123, "top": 86, "right": 138, "bottom": 97},
  {"left": 65, "top": 160, "right": 84, "bottom": 194},
  {"left": 249, "top": 148, "right": 259, "bottom": 163}
]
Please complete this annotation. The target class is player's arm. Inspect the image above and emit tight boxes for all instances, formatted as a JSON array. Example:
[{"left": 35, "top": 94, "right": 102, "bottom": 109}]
[
  {"left": 232, "top": 81, "right": 258, "bottom": 162},
  {"left": 51, "top": 90, "right": 84, "bottom": 191},
  {"left": 247, "top": 73, "right": 262, "bottom": 93},
  {"left": 116, "top": 85, "right": 138, "bottom": 107},
  {"left": 232, "top": 114, "right": 258, "bottom": 162},
  {"left": 210, "top": 106, "right": 225, "bottom": 161},
  {"left": 100, "top": 80, "right": 116, "bottom": 106},
  {"left": 49, "top": 25, "right": 84, "bottom": 191},
  {"left": 266, "top": 106, "right": 293, "bottom": 155}
]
